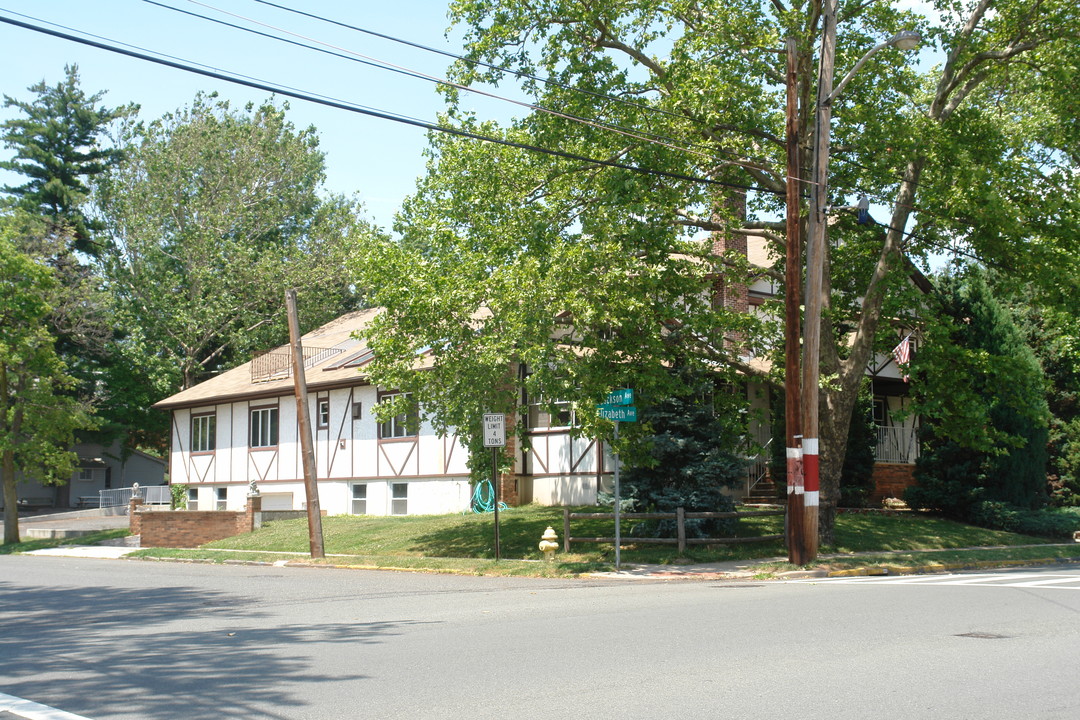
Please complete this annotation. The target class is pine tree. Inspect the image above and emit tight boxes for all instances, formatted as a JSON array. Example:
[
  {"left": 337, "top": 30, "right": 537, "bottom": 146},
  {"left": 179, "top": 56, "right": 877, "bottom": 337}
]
[
  {"left": 907, "top": 268, "right": 1049, "bottom": 517},
  {"left": 615, "top": 368, "right": 747, "bottom": 539},
  {"left": 1, "top": 64, "right": 136, "bottom": 256}
]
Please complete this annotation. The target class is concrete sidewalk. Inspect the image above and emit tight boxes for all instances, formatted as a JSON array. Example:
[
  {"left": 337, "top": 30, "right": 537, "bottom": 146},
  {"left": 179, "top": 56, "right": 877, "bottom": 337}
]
[
  {"left": 1, "top": 510, "right": 131, "bottom": 540},
  {"left": 23, "top": 545, "right": 138, "bottom": 559},
  {"left": 592, "top": 544, "right": 1080, "bottom": 581}
]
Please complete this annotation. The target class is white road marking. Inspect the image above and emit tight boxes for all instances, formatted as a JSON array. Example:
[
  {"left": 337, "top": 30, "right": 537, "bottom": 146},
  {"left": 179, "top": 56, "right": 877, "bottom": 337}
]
[
  {"left": 790, "top": 570, "right": 1080, "bottom": 589},
  {"left": 0, "top": 693, "right": 94, "bottom": 720}
]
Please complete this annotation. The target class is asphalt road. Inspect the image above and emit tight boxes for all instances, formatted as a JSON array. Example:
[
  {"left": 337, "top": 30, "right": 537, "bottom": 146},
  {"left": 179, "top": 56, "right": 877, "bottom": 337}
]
[{"left": 1, "top": 557, "right": 1078, "bottom": 719}]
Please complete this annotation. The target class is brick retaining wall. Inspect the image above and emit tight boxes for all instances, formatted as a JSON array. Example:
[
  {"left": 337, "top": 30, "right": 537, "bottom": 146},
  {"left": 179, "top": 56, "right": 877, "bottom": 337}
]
[
  {"left": 871, "top": 463, "right": 917, "bottom": 505},
  {"left": 130, "top": 495, "right": 261, "bottom": 548}
]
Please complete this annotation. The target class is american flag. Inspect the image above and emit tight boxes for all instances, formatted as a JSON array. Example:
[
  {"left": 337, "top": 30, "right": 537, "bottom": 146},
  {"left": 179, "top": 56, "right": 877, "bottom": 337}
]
[{"left": 892, "top": 334, "right": 911, "bottom": 382}]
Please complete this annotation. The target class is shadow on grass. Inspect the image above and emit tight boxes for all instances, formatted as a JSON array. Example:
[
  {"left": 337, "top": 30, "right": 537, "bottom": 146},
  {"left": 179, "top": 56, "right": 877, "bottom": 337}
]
[{"left": 407, "top": 507, "right": 787, "bottom": 565}]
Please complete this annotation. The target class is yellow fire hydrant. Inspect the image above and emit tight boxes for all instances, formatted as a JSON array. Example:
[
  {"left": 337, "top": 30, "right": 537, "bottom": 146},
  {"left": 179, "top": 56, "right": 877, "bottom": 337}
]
[{"left": 538, "top": 526, "right": 559, "bottom": 562}]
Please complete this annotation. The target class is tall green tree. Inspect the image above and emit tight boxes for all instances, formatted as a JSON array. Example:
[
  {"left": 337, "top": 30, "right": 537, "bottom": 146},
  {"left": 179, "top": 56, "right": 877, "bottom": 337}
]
[
  {"left": 97, "top": 95, "right": 378, "bottom": 399},
  {"left": 1, "top": 64, "right": 137, "bottom": 256},
  {"left": 2, "top": 66, "right": 136, "bottom": 451},
  {"left": 907, "top": 267, "right": 1049, "bottom": 517},
  {"left": 994, "top": 282, "right": 1080, "bottom": 506},
  {"left": 1, "top": 218, "right": 94, "bottom": 543},
  {"left": 355, "top": 0, "right": 1079, "bottom": 542}
]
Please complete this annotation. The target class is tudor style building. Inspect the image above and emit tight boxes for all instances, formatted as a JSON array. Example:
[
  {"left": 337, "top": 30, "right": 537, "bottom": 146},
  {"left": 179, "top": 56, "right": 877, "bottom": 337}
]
[
  {"left": 154, "top": 310, "right": 474, "bottom": 515},
  {"left": 155, "top": 309, "right": 620, "bottom": 515}
]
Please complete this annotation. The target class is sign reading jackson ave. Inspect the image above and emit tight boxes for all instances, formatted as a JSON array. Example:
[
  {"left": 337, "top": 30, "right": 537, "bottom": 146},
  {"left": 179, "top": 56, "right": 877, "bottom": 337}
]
[{"left": 599, "top": 389, "right": 637, "bottom": 421}]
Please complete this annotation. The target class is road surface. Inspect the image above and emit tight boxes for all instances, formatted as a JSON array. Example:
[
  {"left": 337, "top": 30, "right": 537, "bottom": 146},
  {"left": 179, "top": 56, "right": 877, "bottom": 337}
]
[{"left": 1, "top": 557, "right": 1077, "bottom": 719}]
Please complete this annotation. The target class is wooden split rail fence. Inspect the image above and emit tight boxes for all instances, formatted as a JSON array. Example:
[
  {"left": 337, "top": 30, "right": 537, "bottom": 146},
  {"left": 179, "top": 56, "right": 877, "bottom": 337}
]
[{"left": 562, "top": 507, "right": 785, "bottom": 554}]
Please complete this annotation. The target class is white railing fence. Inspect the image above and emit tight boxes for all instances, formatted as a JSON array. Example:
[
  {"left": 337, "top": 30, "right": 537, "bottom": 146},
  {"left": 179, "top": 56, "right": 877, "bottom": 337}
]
[
  {"left": 875, "top": 426, "right": 919, "bottom": 464},
  {"left": 99, "top": 485, "right": 172, "bottom": 508}
]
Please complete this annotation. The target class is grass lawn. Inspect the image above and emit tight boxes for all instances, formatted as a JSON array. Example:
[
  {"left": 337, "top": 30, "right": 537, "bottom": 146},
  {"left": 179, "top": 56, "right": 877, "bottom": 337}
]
[{"left": 126, "top": 505, "right": 1080, "bottom": 577}]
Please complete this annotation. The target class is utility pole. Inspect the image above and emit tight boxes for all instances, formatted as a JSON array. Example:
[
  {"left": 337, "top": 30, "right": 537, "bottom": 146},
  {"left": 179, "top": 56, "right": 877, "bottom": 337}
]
[
  {"left": 801, "top": 0, "right": 839, "bottom": 563},
  {"left": 803, "top": 4, "right": 918, "bottom": 560},
  {"left": 783, "top": 37, "right": 808, "bottom": 564},
  {"left": 286, "top": 288, "right": 326, "bottom": 559}
]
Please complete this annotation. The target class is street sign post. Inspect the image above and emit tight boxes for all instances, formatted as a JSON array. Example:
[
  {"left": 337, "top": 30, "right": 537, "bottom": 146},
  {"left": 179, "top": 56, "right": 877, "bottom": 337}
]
[
  {"left": 482, "top": 413, "right": 505, "bottom": 560},
  {"left": 599, "top": 390, "right": 636, "bottom": 571}
]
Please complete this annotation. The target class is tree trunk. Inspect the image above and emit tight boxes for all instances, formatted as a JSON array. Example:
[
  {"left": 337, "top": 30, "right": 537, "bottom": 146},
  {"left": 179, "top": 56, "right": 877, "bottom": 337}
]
[
  {"left": 818, "top": 381, "right": 862, "bottom": 546},
  {"left": 2, "top": 451, "right": 18, "bottom": 545},
  {"left": 0, "top": 364, "right": 17, "bottom": 545}
]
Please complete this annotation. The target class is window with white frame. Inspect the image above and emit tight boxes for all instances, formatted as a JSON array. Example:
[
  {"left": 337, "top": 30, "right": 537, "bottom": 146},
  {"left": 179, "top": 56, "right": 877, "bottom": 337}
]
[
  {"left": 351, "top": 484, "right": 367, "bottom": 515},
  {"left": 317, "top": 399, "right": 330, "bottom": 429},
  {"left": 527, "top": 398, "right": 574, "bottom": 429},
  {"left": 215, "top": 487, "right": 227, "bottom": 510},
  {"left": 191, "top": 413, "right": 216, "bottom": 452},
  {"left": 250, "top": 406, "right": 279, "bottom": 448},
  {"left": 378, "top": 393, "right": 418, "bottom": 439},
  {"left": 187, "top": 488, "right": 198, "bottom": 511},
  {"left": 391, "top": 483, "right": 408, "bottom": 515}
]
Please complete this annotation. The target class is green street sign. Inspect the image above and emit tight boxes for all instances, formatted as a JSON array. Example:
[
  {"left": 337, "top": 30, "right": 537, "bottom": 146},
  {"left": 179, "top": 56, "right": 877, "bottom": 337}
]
[
  {"left": 599, "top": 404, "right": 637, "bottom": 422},
  {"left": 605, "top": 388, "right": 634, "bottom": 406}
]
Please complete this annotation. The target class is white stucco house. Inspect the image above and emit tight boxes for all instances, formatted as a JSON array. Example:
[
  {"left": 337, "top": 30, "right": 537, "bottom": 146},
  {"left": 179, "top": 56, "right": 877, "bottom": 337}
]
[{"left": 155, "top": 234, "right": 925, "bottom": 516}]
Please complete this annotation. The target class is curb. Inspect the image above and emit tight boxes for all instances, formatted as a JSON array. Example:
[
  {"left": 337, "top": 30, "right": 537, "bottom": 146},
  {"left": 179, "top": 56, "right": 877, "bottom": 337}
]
[{"left": 824, "top": 555, "right": 1080, "bottom": 578}]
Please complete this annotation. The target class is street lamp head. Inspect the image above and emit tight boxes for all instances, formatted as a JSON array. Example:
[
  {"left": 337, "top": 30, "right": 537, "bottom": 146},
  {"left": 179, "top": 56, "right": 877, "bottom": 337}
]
[{"left": 889, "top": 30, "right": 921, "bottom": 51}]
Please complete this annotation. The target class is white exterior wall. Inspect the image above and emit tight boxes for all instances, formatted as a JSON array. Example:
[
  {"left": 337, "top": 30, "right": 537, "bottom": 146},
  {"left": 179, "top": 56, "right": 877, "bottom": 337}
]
[
  {"left": 169, "top": 385, "right": 471, "bottom": 515},
  {"left": 523, "top": 431, "right": 613, "bottom": 506}
]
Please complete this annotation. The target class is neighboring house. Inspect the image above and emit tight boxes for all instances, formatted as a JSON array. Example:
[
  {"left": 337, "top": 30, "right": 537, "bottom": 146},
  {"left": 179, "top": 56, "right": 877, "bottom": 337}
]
[
  {"left": 1, "top": 441, "right": 167, "bottom": 510},
  {"left": 741, "top": 233, "right": 925, "bottom": 502}
]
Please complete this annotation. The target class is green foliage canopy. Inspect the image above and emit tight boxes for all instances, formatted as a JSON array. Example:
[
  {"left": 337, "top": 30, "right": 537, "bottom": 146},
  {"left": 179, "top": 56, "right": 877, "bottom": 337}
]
[
  {"left": 1, "top": 64, "right": 137, "bottom": 255},
  {"left": 908, "top": 267, "right": 1049, "bottom": 516},
  {"left": 1, "top": 218, "right": 94, "bottom": 543},
  {"left": 356, "top": 0, "right": 1078, "bottom": 536},
  {"left": 96, "top": 95, "right": 379, "bottom": 394}
]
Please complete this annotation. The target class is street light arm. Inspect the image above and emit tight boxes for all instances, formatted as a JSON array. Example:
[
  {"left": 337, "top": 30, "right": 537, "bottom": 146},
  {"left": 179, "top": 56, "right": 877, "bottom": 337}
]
[
  {"left": 825, "top": 31, "right": 920, "bottom": 105},
  {"left": 824, "top": 40, "right": 891, "bottom": 104}
]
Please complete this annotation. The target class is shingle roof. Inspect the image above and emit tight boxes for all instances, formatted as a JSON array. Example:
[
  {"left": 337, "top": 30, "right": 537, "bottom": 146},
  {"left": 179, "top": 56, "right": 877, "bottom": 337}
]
[{"left": 152, "top": 308, "right": 382, "bottom": 410}]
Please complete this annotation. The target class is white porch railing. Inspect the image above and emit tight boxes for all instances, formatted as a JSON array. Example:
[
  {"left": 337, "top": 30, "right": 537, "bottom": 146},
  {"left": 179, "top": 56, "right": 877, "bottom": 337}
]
[
  {"left": 744, "top": 435, "right": 773, "bottom": 495},
  {"left": 875, "top": 426, "right": 919, "bottom": 464},
  {"left": 99, "top": 485, "right": 172, "bottom": 508}
]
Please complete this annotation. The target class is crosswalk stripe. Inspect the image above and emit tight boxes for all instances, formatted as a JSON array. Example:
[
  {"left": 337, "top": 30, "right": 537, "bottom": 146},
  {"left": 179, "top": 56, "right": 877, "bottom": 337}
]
[
  {"left": 1009, "top": 577, "right": 1080, "bottom": 587},
  {"left": 0, "top": 693, "right": 94, "bottom": 720}
]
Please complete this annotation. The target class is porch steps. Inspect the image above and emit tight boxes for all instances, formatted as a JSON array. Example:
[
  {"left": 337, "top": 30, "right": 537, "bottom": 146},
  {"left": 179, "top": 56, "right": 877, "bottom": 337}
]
[{"left": 743, "top": 479, "right": 784, "bottom": 506}]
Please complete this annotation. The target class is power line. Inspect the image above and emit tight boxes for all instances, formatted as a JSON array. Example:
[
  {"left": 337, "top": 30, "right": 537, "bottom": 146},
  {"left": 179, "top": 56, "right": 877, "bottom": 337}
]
[
  {"left": 0, "top": 12, "right": 784, "bottom": 198},
  {"left": 249, "top": 0, "right": 784, "bottom": 172},
  {"left": 157, "top": 0, "right": 769, "bottom": 175}
]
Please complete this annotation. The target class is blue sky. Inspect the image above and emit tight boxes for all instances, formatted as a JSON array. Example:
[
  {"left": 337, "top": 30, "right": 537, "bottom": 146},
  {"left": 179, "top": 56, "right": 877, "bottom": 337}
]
[
  {"left": 1, "top": 2, "right": 941, "bottom": 245},
  {"left": 0, "top": 1, "right": 510, "bottom": 230}
]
